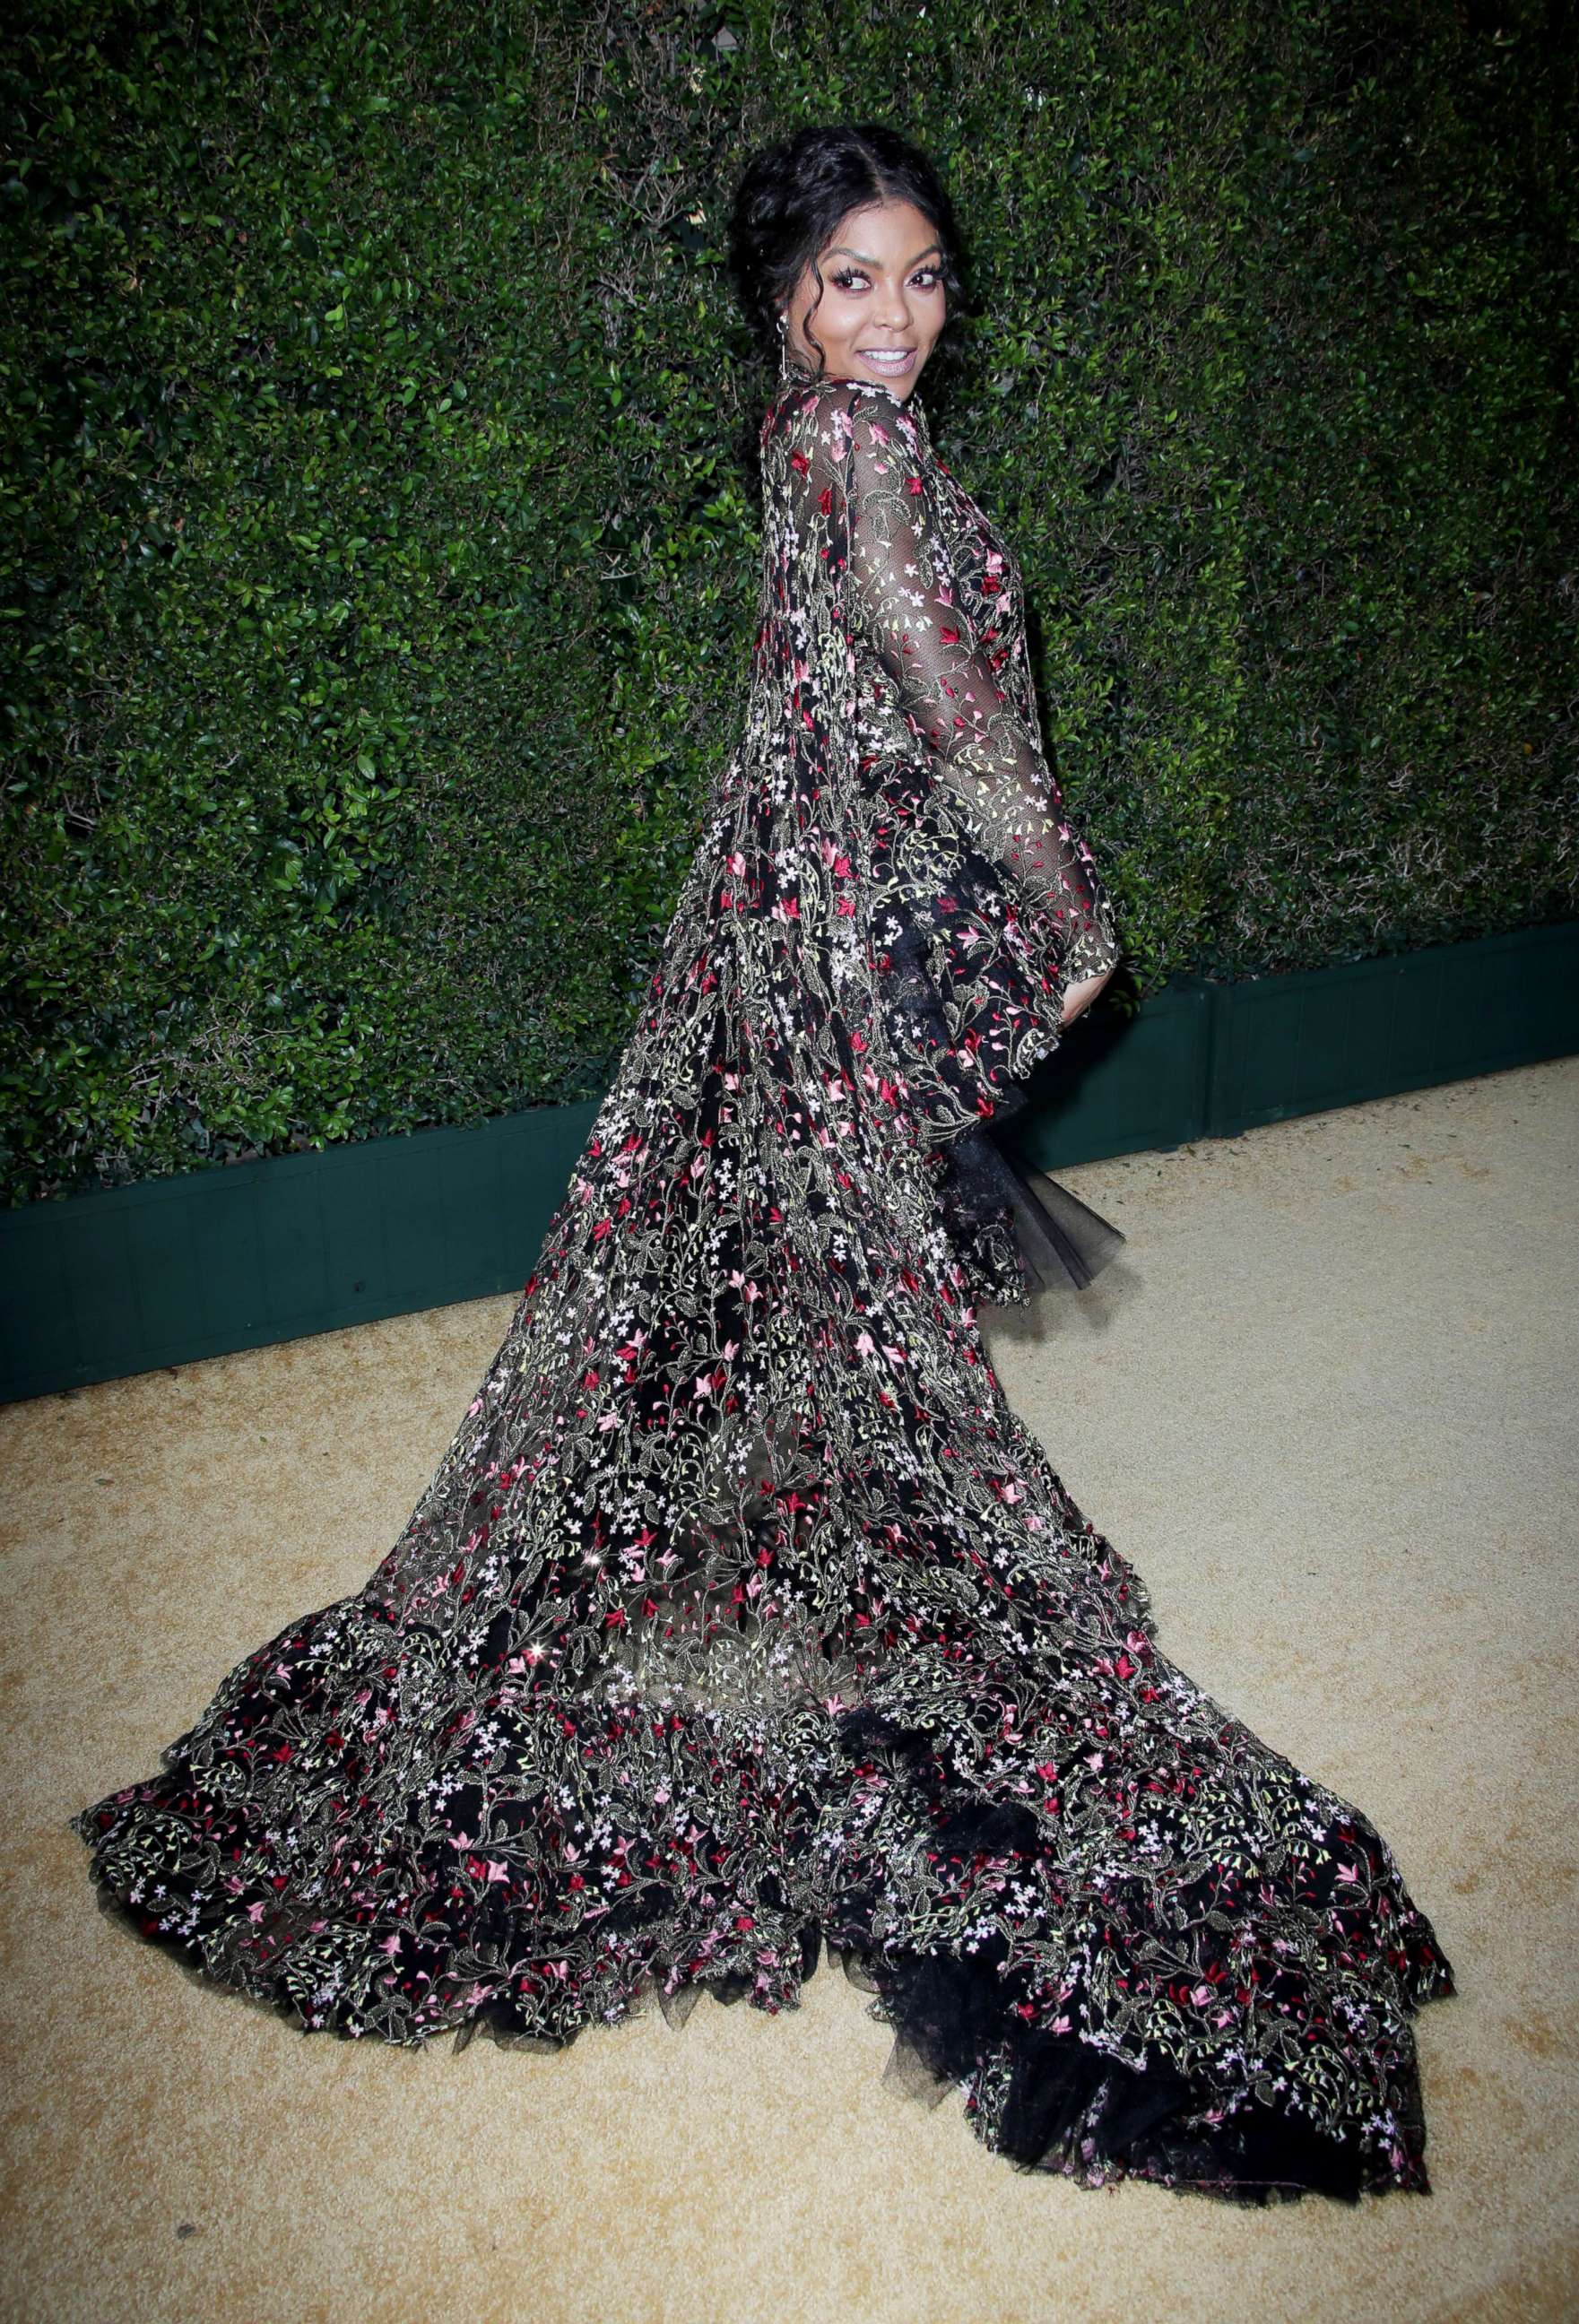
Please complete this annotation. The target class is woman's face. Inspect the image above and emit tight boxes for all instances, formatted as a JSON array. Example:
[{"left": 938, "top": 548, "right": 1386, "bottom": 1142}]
[{"left": 780, "top": 196, "right": 946, "bottom": 399}]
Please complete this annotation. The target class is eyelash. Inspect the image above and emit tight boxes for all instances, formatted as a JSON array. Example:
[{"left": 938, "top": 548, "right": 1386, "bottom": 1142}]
[{"left": 829, "top": 267, "right": 941, "bottom": 293}]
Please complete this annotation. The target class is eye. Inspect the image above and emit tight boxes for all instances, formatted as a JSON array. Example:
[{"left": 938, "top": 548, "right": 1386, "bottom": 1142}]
[{"left": 829, "top": 266, "right": 943, "bottom": 292}]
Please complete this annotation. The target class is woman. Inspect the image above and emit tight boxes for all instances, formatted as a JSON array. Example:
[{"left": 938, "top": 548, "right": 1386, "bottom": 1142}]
[{"left": 76, "top": 123, "right": 1452, "bottom": 2202}]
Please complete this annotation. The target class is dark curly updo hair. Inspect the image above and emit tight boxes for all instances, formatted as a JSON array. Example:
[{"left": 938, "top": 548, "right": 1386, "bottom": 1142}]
[{"left": 727, "top": 123, "right": 971, "bottom": 389}]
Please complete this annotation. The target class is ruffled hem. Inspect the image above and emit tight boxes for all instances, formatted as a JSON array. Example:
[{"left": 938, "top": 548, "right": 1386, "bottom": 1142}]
[
  {"left": 75, "top": 1812, "right": 1449, "bottom": 2204},
  {"left": 74, "top": 1626, "right": 1453, "bottom": 2208}
]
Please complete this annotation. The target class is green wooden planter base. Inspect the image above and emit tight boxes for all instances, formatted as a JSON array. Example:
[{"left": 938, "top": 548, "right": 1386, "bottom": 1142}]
[{"left": 4, "top": 919, "right": 1575, "bottom": 1408}]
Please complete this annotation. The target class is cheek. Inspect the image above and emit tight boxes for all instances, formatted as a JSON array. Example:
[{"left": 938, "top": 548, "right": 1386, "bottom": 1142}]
[{"left": 800, "top": 288, "right": 852, "bottom": 340}]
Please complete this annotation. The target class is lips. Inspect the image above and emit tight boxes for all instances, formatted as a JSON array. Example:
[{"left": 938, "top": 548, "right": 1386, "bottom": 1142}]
[{"left": 859, "top": 348, "right": 915, "bottom": 370}]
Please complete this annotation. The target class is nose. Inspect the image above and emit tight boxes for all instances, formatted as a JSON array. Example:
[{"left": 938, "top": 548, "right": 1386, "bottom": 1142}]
[{"left": 874, "top": 279, "right": 912, "bottom": 333}]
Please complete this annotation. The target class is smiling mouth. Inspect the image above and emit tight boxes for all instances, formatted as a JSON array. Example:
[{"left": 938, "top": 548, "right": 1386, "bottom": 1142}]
[{"left": 859, "top": 348, "right": 915, "bottom": 367}]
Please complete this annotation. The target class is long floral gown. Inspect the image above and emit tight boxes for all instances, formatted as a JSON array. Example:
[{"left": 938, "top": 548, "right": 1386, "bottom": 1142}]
[{"left": 75, "top": 365, "right": 1453, "bottom": 2203}]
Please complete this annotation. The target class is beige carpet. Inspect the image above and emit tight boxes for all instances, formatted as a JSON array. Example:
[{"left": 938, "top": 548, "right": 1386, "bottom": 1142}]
[{"left": 3, "top": 1060, "right": 1576, "bottom": 2324}]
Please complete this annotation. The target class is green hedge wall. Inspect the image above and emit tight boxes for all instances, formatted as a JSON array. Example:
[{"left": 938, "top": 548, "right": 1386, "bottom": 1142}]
[{"left": 4, "top": 0, "right": 1574, "bottom": 1204}]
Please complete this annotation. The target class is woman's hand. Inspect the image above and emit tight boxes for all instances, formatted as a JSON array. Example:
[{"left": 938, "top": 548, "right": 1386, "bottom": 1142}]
[{"left": 1059, "top": 964, "right": 1115, "bottom": 1030}]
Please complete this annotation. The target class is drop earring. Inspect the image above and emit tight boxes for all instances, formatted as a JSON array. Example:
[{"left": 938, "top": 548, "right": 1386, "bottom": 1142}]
[{"left": 776, "top": 310, "right": 788, "bottom": 380}]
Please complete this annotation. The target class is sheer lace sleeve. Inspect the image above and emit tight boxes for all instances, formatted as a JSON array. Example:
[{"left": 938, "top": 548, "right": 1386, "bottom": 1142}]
[{"left": 826, "top": 388, "right": 1121, "bottom": 984}]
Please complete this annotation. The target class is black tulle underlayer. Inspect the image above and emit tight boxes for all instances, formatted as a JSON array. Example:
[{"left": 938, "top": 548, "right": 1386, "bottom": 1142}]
[{"left": 945, "top": 1086, "right": 1126, "bottom": 1301}]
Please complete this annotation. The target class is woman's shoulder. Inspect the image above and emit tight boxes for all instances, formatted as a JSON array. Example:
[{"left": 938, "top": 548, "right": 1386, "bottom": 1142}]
[{"left": 763, "top": 371, "right": 928, "bottom": 464}]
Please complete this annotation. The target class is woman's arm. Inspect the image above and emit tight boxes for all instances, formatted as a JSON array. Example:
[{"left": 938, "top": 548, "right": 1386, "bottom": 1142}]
[{"left": 808, "top": 386, "right": 1123, "bottom": 993}]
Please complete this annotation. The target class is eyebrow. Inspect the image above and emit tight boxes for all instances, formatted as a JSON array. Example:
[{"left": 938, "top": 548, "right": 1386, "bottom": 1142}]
[{"left": 826, "top": 242, "right": 942, "bottom": 269}]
